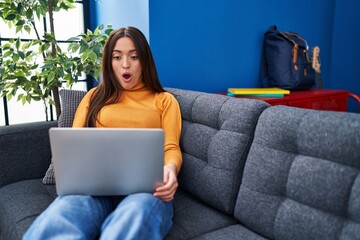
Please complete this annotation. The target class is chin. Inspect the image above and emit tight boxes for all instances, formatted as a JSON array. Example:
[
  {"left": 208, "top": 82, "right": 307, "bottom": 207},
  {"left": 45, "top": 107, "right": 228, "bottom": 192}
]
[{"left": 121, "top": 84, "right": 134, "bottom": 90}]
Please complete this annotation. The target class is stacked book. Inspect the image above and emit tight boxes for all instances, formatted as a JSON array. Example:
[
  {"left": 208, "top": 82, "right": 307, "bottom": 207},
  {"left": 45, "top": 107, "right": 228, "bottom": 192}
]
[{"left": 227, "top": 88, "right": 290, "bottom": 98}]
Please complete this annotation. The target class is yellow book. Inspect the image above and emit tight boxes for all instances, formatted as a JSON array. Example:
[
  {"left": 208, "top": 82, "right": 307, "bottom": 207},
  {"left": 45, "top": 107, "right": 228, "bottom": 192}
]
[{"left": 227, "top": 88, "right": 290, "bottom": 95}]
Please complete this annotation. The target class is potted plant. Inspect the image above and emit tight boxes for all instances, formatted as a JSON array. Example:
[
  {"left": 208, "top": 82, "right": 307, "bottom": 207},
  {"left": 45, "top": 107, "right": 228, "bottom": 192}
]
[{"left": 0, "top": 0, "right": 112, "bottom": 120}]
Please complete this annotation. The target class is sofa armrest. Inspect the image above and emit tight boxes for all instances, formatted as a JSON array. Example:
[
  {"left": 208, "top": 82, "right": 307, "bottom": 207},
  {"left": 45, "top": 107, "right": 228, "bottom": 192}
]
[{"left": 0, "top": 121, "right": 57, "bottom": 188}]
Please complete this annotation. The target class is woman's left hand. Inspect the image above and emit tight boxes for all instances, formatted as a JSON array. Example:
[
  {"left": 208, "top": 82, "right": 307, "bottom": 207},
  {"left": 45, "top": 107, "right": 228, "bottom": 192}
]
[{"left": 153, "top": 163, "right": 178, "bottom": 202}]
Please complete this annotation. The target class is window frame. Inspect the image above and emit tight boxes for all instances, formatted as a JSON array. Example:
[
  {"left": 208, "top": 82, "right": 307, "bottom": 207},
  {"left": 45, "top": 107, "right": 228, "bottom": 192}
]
[{"left": 0, "top": 1, "right": 90, "bottom": 126}]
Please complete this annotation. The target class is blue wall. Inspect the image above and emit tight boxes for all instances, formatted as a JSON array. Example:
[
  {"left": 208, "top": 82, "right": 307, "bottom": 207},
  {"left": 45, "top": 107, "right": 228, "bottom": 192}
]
[
  {"left": 90, "top": 0, "right": 149, "bottom": 40},
  {"left": 330, "top": 0, "right": 360, "bottom": 112},
  {"left": 149, "top": 0, "right": 360, "bottom": 112},
  {"left": 149, "top": 0, "right": 336, "bottom": 91},
  {"left": 93, "top": 0, "right": 360, "bottom": 113}
]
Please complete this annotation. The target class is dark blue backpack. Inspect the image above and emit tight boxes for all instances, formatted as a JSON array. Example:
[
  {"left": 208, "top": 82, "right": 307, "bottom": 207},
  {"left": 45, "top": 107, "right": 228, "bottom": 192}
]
[{"left": 262, "top": 25, "right": 315, "bottom": 90}]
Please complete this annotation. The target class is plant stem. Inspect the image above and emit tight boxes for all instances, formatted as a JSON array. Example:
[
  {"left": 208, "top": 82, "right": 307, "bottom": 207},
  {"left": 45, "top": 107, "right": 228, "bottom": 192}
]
[
  {"left": 43, "top": 98, "right": 49, "bottom": 121},
  {"left": 48, "top": 0, "right": 61, "bottom": 118},
  {"left": 30, "top": 20, "right": 46, "bottom": 59}
]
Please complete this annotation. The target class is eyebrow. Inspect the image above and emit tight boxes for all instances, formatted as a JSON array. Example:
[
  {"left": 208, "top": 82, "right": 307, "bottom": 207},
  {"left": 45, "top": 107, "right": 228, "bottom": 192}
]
[{"left": 112, "top": 49, "right": 137, "bottom": 53}]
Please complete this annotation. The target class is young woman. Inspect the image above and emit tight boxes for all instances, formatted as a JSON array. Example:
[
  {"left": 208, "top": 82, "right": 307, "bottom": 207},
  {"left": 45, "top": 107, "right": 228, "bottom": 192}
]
[{"left": 23, "top": 26, "right": 182, "bottom": 240}]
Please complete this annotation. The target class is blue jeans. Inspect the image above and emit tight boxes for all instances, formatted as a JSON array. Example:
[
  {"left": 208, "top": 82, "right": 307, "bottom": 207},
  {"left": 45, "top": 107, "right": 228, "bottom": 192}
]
[{"left": 23, "top": 193, "right": 173, "bottom": 240}]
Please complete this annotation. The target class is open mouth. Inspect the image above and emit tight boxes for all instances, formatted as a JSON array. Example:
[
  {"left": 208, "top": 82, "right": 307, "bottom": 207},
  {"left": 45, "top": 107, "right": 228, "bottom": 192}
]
[{"left": 122, "top": 73, "right": 131, "bottom": 80}]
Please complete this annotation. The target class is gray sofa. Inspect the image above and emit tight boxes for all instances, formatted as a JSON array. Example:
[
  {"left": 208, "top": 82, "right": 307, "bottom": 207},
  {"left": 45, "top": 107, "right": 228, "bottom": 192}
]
[{"left": 1, "top": 88, "right": 359, "bottom": 240}]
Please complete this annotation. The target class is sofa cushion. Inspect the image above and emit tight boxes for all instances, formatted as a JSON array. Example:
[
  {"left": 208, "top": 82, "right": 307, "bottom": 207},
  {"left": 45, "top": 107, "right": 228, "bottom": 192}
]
[
  {"left": 0, "top": 121, "right": 56, "bottom": 188},
  {"left": 191, "top": 224, "right": 267, "bottom": 240},
  {"left": 57, "top": 89, "right": 87, "bottom": 128},
  {"left": 166, "top": 189, "right": 238, "bottom": 240},
  {"left": 42, "top": 89, "right": 87, "bottom": 184},
  {"left": 166, "top": 88, "right": 269, "bottom": 214},
  {"left": 235, "top": 106, "right": 360, "bottom": 239},
  {"left": 0, "top": 179, "right": 57, "bottom": 239}
]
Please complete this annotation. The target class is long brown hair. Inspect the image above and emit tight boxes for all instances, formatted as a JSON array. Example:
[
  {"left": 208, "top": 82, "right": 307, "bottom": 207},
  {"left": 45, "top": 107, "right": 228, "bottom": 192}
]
[{"left": 85, "top": 26, "right": 165, "bottom": 127}]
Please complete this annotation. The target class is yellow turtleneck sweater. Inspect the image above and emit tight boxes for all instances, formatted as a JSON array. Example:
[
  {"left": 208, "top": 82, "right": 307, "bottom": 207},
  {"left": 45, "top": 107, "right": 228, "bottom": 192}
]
[{"left": 72, "top": 81, "right": 183, "bottom": 173}]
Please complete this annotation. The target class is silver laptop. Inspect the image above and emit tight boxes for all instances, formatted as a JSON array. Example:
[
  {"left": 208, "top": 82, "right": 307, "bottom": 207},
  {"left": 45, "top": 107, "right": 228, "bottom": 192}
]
[{"left": 49, "top": 128, "right": 164, "bottom": 196}]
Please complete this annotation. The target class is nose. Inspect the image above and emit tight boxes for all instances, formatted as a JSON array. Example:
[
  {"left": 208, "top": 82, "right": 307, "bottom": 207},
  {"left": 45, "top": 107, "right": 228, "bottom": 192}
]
[{"left": 122, "top": 57, "right": 130, "bottom": 69}]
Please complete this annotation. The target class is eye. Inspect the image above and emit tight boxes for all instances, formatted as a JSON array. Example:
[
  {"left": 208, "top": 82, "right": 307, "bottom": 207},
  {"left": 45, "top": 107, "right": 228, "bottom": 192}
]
[
  {"left": 130, "top": 55, "right": 138, "bottom": 60},
  {"left": 113, "top": 55, "right": 121, "bottom": 60}
]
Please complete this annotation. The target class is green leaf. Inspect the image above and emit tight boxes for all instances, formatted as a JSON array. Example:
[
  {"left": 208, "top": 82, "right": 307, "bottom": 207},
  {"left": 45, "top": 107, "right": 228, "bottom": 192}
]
[
  {"left": 40, "top": 43, "right": 50, "bottom": 52},
  {"left": 81, "top": 51, "right": 89, "bottom": 63},
  {"left": 35, "top": 6, "right": 41, "bottom": 19},
  {"left": 32, "top": 95, "right": 41, "bottom": 101},
  {"left": 58, "top": 54, "right": 65, "bottom": 62},
  {"left": 15, "top": 25, "right": 22, "bottom": 33},
  {"left": 25, "top": 8, "right": 32, "bottom": 19},
  {"left": 7, "top": 64, "right": 16, "bottom": 72},
  {"left": 25, "top": 50, "right": 33, "bottom": 57},
  {"left": 2, "top": 43, "right": 11, "bottom": 49},
  {"left": 56, "top": 68, "right": 64, "bottom": 78},
  {"left": 22, "top": 41, "right": 31, "bottom": 50},
  {"left": 56, "top": 44, "right": 62, "bottom": 53},
  {"left": 26, "top": 94, "right": 31, "bottom": 104},
  {"left": 3, "top": 50, "right": 13, "bottom": 58},
  {"left": 39, "top": 0, "right": 47, "bottom": 7},
  {"left": 12, "top": 54, "right": 19, "bottom": 62},
  {"left": 30, "top": 64, "right": 39, "bottom": 70},
  {"left": 0, "top": 67, "right": 5, "bottom": 77},
  {"left": 79, "top": 44, "right": 89, "bottom": 54},
  {"left": 42, "top": 63, "right": 53, "bottom": 69},
  {"left": 14, "top": 71, "right": 25, "bottom": 77},
  {"left": 93, "top": 70, "right": 100, "bottom": 79},
  {"left": 68, "top": 42, "right": 80, "bottom": 52},
  {"left": 15, "top": 38, "right": 20, "bottom": 50},
  {"left": 91, "top": 45, "right": 101, "bottom": 55},
  {"left": 15, "top": 19, "right": 25, "bottom": 26},
  {"left": 64, "top": 73, "right": 71, "bottom": 81},
  {"left": 67, "top": 37, "right": 79, "bottom": 42},
  {"left": 24, "top": 25, "right": 31, "bottom": 34},
  {"left": 16, "top": 75, "right": 27, "bottom": 83},
  {"left": 43, "top": 33, "right": 55, "bottom": 42},
  {"left": 17, "top": 93, "right": 24, "bottom": 101},
  {"left": 16, "top": 3, "right": 23, "bottom": 14},
  {"left": 7, "top": 93, "right": 13, "bottom": 101},
  {"left": 64, "top": 60, "right": 73, "bottom": 69},
  {"left": 22, "top": 95, "right": 27, "bottom": 105},
  {"left": 94, "top": 27, "right": 101, "bottom": 35},
  {"left": 105, "top": 28, "right": 113, "bottom": 35},
  {"left": 33, "top": 40, "right": 42, "bottom": 45},
  {"left": 18, "top": 51, "right": 25, "bottom": 59},
  {"left": 89, "top": 51, "right": 97, "bottom": 63},
  {"left": 47, "top": 71, "right": 55, "bottom": 83},
  {"left": 5, "top": 13, "right": 16, "bottom": 20}
]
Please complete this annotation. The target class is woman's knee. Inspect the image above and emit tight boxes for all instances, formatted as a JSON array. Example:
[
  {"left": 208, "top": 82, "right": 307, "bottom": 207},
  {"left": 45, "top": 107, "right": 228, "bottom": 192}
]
[
  {"left": 116, "top": 193, "right": 173, "bottom": 220},
  {"left": 120, "top": 193, "right": 163, "bottom": 209},
  {"left": 49, "top": 195, "right": 112, "bottom": 217},
  {"left": 101, "top": 193, "right": 173, "bottom": 239},
  {"left": 53, "top": 195, "right": 95, "bottom": 209}
]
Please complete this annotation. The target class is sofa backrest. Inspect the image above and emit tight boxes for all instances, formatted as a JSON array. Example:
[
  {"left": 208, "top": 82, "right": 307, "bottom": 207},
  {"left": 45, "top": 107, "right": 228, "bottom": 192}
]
[
  {"left": 235, "top": 105, "right": 360, "bottom": 239},
  {"left": 0, "top": 121, "right": 57, "bottom": 188},
  {"left": 167, "top": 88, "right": 269, "bottom": 214}
]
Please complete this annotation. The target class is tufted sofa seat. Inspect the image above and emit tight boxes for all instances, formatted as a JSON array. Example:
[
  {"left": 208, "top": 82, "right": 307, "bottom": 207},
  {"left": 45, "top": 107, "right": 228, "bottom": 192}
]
[
  {"left": 1, "top": 88, "right": 360, "bottom": 240},
  {"left": 165, "top": 88, "right": 269, "bottom": 239},
  {"left": 234, "top": 106, "right": 360, "bottom": 240}
]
